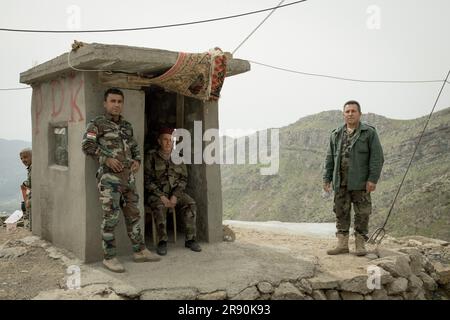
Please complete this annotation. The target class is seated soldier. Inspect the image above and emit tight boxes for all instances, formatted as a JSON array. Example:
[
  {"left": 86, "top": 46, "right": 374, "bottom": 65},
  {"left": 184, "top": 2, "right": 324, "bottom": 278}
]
[{"left": 144, "top": 127, "right": 202, "bottom": 256}]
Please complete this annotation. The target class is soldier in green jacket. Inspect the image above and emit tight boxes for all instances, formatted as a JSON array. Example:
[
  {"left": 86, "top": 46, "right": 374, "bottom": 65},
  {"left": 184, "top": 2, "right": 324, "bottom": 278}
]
[
  {"left": 82, "top": 88, "right": 160, "bottom": 273},
  {"left": 145, "top": 127, "right": 202, "bottom": 256},
  {"left": 323, "top": 100, "right": 384, "bottom": 256}
]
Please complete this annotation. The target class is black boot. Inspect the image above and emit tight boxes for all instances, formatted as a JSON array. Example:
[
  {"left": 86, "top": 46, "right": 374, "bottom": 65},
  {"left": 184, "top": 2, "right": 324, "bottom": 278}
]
[
  {"left": 185, "top": 240, "right": 202, "bottom": 252},
  {"left": 156, "top": 241, "right": 167, "bottom": 256}
]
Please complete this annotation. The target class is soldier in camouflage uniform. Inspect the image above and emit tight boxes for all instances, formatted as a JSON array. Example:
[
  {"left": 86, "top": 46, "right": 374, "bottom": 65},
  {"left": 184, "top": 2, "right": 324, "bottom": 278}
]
[
  {"left": 144, "top": 127, "right": 202, "bottom": 256},
  {"left": 20, "top": 148, "right": 32, "bottom": 231},
  {"left": 82, "top": 88, "right": 160, "bottom": 273},
  {"left": 323, "top": 100, "right": 384, "bottom": 256}
]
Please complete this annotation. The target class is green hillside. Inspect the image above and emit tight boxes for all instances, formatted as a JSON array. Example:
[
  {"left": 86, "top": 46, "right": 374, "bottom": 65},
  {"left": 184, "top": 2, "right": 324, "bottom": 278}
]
[{"left": 221, "top": 108, "right": 450, "bottom": 241}]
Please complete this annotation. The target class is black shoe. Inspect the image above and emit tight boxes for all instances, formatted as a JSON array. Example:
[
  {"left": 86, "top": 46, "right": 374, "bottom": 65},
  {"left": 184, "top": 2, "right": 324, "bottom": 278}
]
[
  {"left": 185, "top": 240, "right": 202, "bottom": 252},
  {"left": 156, "top": 241, "right": 167, "bottom": 256}
]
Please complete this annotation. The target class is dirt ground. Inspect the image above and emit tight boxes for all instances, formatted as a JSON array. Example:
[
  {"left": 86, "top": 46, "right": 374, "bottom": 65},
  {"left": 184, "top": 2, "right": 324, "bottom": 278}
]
[
  {"left": 0, "top": 224, "right": 370, "bottom": 300},
  {"left": 0, "top": 227, "right": 66, "bottom": 300},
  {"left": 1, "top": 224, "right": 447, "bottom": 300},
  {"left": 231, "top": 226, "right": 387, "bottom": 278}
]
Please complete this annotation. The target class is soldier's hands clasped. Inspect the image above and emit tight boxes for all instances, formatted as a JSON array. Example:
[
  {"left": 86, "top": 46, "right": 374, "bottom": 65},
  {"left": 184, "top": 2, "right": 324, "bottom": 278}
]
[
  {"left": 169, "top": 195, "right": 177, "bottom": 207},
  {"left": 105, "top": 158, "right": 124, "bottom": 173},
  {"left": 160, "top": 195, "right": 173, "bottom": 208}
]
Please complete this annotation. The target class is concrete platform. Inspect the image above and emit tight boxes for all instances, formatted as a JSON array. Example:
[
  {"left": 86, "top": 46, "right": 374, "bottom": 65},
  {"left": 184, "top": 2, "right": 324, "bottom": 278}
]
[{"left": 78, "top": 240, "right": 316, "bottom": 299}]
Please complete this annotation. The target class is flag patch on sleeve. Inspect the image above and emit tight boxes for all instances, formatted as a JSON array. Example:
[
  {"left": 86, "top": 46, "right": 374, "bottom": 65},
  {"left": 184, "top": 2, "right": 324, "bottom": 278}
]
[{"left": 86, "top": 132, "right": 97, "bottom": 140}]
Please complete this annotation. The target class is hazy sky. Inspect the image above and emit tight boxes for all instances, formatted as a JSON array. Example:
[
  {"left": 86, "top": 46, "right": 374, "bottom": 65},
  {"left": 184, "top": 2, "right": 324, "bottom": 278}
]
[{"left": 1, "top": 0, "right": 449, "bottom": 141}]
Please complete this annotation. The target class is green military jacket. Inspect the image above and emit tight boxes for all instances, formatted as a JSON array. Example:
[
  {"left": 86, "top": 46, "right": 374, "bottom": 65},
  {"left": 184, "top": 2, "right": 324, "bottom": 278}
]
[
  {"left": 81, "top": 113, "right": 141, "bottom": 175},
  {"left": 144, "top": 150, "right": 188, "bottom": 198},
  {"left": 323, "top": 122, "right": 384, "bottom": 192}
]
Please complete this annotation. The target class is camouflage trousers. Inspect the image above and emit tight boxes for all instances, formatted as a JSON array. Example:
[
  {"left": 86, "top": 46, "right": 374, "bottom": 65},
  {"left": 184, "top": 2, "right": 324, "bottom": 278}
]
[
  {"left": 97, "top": 169, "right": 145, "bottom": 259},
  {"left": 333, "top": 186, "right": 372, "bottom": 239},
  {"left": 148, "top": 192, "right": 197, "bottom": 243},
  {"left": 22, "top": 203, "right": 32, "bottom": 231}
]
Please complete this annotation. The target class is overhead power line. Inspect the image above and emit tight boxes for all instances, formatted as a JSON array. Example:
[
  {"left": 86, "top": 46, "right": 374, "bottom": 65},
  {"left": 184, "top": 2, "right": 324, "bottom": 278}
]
[
  {"left": 233, "top": 0, "right": 288, "bottom": 55},
  {"left": 0, "top": 86, "right": 31, "bottom": 91},
  {"left": 249, "top": 60, "right": 450, "bottom": 84},
  {"left": 0, "top": 0, "right": 307, "bottom": 33}
]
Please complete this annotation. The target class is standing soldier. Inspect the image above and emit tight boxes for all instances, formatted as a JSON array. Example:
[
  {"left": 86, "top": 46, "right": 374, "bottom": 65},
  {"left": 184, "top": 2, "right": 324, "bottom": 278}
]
[
  {"left": 145, "top": 128, "right": 202, "bottom": 256},
  {"left": 20, "top": 148, "right": 32, "bottom": 231},
  {"left": 82, "top": 88, "right": 160, "bottom": 273},
  {"left": 323, "top": 100, "right": 384, "bottom": 256}
]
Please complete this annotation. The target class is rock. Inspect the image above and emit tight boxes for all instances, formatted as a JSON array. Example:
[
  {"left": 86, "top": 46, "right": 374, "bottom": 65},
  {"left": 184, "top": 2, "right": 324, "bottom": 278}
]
[
  {"left": 312, "top": 290, "right": 327, "bottom": 300},
  {"left": 398, "top": 247, "right": 425, "bottom": 275},
  {"left": 46, "top": 247, "right": 64, "bottom": 260},
  {"left": 387, "top": 278, "right": 408, "bottom": 295},
  {"left": 407, "top": 239, "right": 423, "bottom": 247},
  {"left": 0, "top": 247, "right": 27, "bottom": 259},
  {"left": 366, "top": 265, "right": 395, "bottom": 286},
  {"left": 408, "top": 274, "right": 423, "bottom": 291},
  {"left": 271, "top": 282, "right": 305, "bottom": 300},
  {"left": 404, "top": 288, "right": 426, "bottom": 300},
  {"left": 141, "top": 288, "right": 198, "bottom": 300},
  {"left": 366, "top": 253, "right": 378, "bottom": 260},
  {"left": 388, "top": 295, "right": 404, "bottom": 300},
  {"left": 33, "top": 284, "right": 123, "bottom": 300},
  {"left": 371, "top": 288, "right": 388, "bottom": 300},
  {"left": 430, "top": 272, "right": 440, "bottom": 282},
  {"left": 421, "top": 243, "right": 442, "bottom": 251},
  {"left": 257, "top": 293, "right": 271, "bottom": 300},
  {"left": 418, "top": 272, "right": 437, "bottom": 291},
  {"left": 404, "top": 236, "right": 449, "bottom": 247},
  {"left": 257, "top": 281, "right": 274, "bottom": 294},
  {"left": 340, "top": 291, "right": 364, "bottom": 300},
  {"left": 423, "top": 258, "right": 436, "bottom": 274},
  {"left": 364, "top": 295, "right": 372, "bottom": 300},
  {"left": 296, "top": 279, "right": 313, "bottom": 295},
  {"left": 309, "top": 276, "right": 339, "bottom": 290},
  {"left": 378, "top": 267, "right": 395, "bottom": 285},
  {"left": 19, "top": 236, "right": 40, "bottom": 246},
  {"left": 112, "top": 284, "right": 140, "bottom": 299},
  {"left": 325, "top": 290, "right": 341, "bottom": 300},
  {"left": 431, "top": 262, "right": 450, "bottom": 285},
  {"left": 231, "top": 286, "right": 260, "bottom": 300},
  {"left": 197, "top": 291, "right": 227, "bottom": 300},
  {"left": 339, "top": 275, "right": 372, "bottom": 294},
  {"left": 376, "top": 247, "right": 407, "bottom": 258},
  {"left": 372, "top": 255, "right": 412, "bottom": 278}
]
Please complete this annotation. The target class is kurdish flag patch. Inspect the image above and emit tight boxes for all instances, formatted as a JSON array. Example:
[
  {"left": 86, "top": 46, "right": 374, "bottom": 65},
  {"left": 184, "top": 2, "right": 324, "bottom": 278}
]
[{"left": 86, "top": 132, "right": 97, "bottom": 140}]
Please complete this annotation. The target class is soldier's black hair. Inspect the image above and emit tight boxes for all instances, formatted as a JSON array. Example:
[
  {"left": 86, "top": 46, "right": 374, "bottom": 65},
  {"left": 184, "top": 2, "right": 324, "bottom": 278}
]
[
  {"left": 104, "top": 88, "right": 124, "bottom": 101},
  {"left": 343, "top": 100, "right": 361, "bottom": 113}
]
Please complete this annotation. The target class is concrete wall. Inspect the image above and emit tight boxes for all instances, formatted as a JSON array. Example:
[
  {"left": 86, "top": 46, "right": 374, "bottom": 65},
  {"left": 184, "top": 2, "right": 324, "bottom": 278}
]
[
  {"left": 184, "top": 98, "right": 223, "bottom": 242},
  {"left": 83, "top": 73, "right": 145, "bottom": 263},
  {"left": 202, "top": 100, "right": 223, "bottom": 243},
  {"left": 30, "top": 72, "right": 88, "bottom": 259},
  {"left": 30, "top": 71, "right": 145, "bottom": 263}
]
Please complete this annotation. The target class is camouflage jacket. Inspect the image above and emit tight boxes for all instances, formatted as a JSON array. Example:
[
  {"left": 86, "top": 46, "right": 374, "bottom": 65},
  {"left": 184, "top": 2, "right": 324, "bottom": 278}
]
[
  {"left": 323, "top": 121, "right": 384, "bottom": 192},
  {"left": 22, "top": 164, "right": 32, "bottom": 200},
  {"left": 81, "top": 113, "right": 141, "bottom": 173},
  {"left": 144, "top": 150, "right": 187, "bottom": 198}
]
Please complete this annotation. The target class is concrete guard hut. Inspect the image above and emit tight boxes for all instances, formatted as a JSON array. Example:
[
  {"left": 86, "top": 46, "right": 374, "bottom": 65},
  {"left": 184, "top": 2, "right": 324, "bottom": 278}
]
[{"left": 19, "top": 42, "right": 250, "bottom": 262}]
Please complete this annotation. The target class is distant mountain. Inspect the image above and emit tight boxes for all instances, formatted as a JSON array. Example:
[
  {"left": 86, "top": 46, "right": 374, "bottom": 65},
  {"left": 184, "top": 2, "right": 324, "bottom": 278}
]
[
  {"left": 0, "top": 139, "right": 31, "bottom": 212},
  {"left": 221, "top": 108, "right": 450, "bottom": 241}
]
